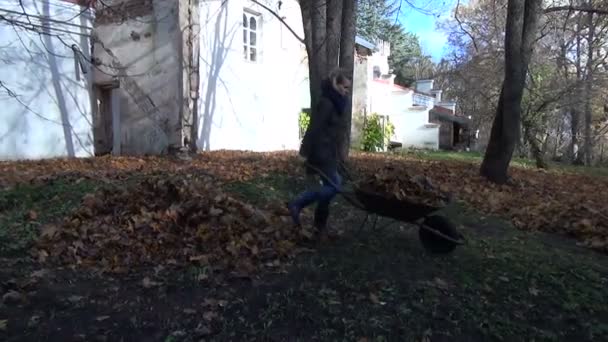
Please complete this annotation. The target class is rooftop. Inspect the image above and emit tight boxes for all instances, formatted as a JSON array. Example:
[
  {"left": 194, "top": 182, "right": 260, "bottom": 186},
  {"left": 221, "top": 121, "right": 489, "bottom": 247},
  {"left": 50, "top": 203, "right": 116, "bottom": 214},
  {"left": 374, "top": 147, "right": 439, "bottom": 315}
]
[{"left": 355, "top": 36, "right": 376, "bottom": 51}]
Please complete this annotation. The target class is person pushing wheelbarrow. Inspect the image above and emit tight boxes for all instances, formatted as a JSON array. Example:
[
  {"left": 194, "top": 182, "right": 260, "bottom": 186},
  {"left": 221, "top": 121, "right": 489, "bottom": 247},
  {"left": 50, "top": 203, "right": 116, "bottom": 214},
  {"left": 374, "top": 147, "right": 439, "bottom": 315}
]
[{"left": 288, "top": 69, "right": 352, "bottom": 241}]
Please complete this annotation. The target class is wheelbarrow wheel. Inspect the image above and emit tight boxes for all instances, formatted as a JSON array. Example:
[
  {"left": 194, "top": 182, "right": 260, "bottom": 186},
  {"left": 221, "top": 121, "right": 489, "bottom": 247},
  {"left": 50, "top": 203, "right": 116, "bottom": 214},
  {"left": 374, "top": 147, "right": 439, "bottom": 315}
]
[{"left": 418, "top": 215, "right": 461, "bottom": 254}]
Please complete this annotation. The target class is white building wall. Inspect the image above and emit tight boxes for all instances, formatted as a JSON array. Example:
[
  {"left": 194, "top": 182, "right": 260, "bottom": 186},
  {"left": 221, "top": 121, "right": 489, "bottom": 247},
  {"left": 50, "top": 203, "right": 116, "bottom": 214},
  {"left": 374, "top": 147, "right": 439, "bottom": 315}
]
[
  {"left": 197, "top": 0, "right": 308, "bottom": 151},
  {"left": 369, "top": 82, "right": 439, "bottom": 150},
  {"left": 92, "top": 0, "right": 184, "bottom": 155},
  {"left": 0, "top": 0, "right": 94, "bottom": 160},
  {"left": 390, "top": 106, "right": 439, "bottom": 150},
  {"left": 369, "top": 81, "right": 393, "bottom": 115},
  {"left": 370, "top": 39, "right": 390, "bottom": 76},
  {"left": 401, "top": 118, "right": 440, "bottom": 150}
]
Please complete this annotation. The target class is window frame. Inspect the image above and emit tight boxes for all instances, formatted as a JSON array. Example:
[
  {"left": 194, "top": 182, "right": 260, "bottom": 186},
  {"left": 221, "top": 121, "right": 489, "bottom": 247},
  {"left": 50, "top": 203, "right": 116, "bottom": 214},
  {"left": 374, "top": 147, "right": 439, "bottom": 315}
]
[{"left": 243, "top": 9, "right": 261, "bottom": 63}]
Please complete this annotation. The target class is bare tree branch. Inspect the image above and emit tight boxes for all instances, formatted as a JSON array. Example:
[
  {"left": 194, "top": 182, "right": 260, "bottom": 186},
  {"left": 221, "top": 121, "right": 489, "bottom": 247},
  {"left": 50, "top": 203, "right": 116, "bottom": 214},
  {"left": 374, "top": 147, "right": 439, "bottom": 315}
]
[
  {"left": 455, "top": 0, "right": 479, "bottom": 53},
  {"left": 544, "top": 6, "right": 608, "bottom": 16},
  {"left": 0, "top": 80, "right": 66, "bottom": 126},
  {"left": 251, "top": 0, "right": 305, "bottom": 43}
]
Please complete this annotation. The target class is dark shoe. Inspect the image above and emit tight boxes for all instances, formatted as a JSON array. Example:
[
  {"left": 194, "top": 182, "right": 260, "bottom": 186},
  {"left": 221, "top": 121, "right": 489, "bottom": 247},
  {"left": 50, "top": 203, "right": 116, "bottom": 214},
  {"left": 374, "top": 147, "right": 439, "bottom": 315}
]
[{"left": 287, "top": 202, "right": 302, "bottom": 227}]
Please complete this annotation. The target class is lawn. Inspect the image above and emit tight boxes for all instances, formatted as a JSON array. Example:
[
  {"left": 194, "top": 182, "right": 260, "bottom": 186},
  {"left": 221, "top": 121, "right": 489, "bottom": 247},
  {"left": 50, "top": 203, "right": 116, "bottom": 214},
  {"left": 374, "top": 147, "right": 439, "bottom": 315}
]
[
  {"left": 401, "top": 149, "right": 608, "bottom": 178},
  {"left": 1, "top": 151, "right": 607, "bottom": 341}
]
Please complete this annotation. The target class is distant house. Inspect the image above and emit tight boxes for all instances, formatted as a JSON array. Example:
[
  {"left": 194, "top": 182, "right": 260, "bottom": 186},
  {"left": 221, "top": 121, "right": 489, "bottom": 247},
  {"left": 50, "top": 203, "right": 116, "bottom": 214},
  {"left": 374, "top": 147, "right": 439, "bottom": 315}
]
[
  {"left": 92, "top": 0, "right": 308, "bottom": 155},
  {"left": 0, "top": 0, "right": 469, "bottom": 160},
  {"left": 351, "top": 39, "right": 471, "bottom": 151}
]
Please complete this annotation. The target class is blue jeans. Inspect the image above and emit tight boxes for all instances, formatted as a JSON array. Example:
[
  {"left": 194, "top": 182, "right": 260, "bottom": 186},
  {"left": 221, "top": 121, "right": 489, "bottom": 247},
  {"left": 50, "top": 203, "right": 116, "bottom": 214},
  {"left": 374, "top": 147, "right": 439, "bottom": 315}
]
[{"left": 291, "top": 170, "right": 342, "bottom": 228}]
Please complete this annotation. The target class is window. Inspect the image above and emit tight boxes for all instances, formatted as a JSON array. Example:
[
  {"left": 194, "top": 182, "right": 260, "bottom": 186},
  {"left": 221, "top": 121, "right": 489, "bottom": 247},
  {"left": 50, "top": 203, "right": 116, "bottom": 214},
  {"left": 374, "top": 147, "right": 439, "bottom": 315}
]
[
  {"left": 243, "top": 11, "right": 260, "bottom": 62},
  {"left": 373, "top": 66, "right": 381, "bottom": 79}
]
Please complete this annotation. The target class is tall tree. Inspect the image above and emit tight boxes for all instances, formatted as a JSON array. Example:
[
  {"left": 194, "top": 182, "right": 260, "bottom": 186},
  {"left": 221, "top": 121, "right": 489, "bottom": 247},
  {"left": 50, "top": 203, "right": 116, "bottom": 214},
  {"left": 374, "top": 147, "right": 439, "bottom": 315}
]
[
  {"left": 583, "top": 8, "right": 596, "bottom": 165},
  {"left": 480, "top": 0, "right": 543, "bottom": 183},
  {"left": 300, "top": 0, "right": 357, "bottom": 160},
  {"left": 339, "top": 0, "right": 356, "bottom": 160}
]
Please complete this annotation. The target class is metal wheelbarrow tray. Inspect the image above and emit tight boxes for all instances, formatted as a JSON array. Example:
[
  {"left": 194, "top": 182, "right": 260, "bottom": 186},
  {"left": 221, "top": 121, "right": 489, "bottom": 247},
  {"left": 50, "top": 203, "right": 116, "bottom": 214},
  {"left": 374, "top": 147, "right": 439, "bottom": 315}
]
[{"left": 344, "top": 186, "right": 465, "bottom": 254}]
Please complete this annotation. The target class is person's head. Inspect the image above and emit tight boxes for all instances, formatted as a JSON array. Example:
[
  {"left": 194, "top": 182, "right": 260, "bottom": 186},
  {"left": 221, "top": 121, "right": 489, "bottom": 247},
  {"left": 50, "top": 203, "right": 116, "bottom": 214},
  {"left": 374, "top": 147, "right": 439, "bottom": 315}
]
[{"left": 329, "top": 68, "right": 352, "bottom": 96}]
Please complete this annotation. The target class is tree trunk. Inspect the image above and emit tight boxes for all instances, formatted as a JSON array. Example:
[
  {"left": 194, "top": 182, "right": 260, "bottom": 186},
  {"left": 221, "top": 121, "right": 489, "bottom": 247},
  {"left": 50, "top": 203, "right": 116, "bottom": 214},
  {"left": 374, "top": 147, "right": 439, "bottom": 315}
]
[
  {"left": 523, "top": 124, "right": 548, "bottom": 168},
  {"left": 300, "top": 0, "right": 355, "bottom": 161},
  {"left": 311, "top": 0, "right": 328, "bottom": 95},
  {"left": 189, "top": 0, "right": 201, "bottom": 153},
  {"left": 300, "top": 0, "right": 319, "bottom": 109},
  {"left": 572, "top": 14, "right": 584, "bottom": 165},
  {"left": 480, "top": 0, "right": 543, "bottom": 184},
  {"left": 326, "top": 0, "right": 342, "bottom": 70},
  {"left": 570, "top": 109, "right": 581, "bottom": 163},
  {"left": 338, "top": 0, "right": 356, "bottom": 161},
  {"left": 583, "top": 9, "right": 595, "bottom": 166}
]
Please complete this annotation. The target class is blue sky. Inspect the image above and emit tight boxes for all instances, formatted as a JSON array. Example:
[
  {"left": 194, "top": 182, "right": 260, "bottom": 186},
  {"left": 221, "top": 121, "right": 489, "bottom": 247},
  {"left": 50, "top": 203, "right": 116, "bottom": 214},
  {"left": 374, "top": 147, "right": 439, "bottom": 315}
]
[{"left": 397, "top": 0, "right": 461, "bottom": 62}]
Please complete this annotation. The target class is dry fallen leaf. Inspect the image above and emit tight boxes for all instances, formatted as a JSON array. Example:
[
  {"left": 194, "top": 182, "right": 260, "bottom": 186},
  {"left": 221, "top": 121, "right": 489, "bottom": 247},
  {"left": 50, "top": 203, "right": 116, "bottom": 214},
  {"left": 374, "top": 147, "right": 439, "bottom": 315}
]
[
  {"left": 2, "top": 290, "right": 24, "bottom": 305},
  {"left": 34, "top": 172, "right": 303, "bottom": 275},
  {"left": 203, "top": 311, "right": 218, "bottom": 322},
  {"left": 529, "top": 287, "right": 540, "bottom": 296},
  {"left": 142, "top": 277, "right": 161, "bottom": 288},
  {"left": 8, "top": 150, "right": 606, "bottom": 277},
  {"left": 39, "top": 225, "right": 59, "bottom": 239},
  {"left": 433, "top": 277, "right": 449, "bottom": 290},
  {"left": 27, "top": 210, "right": 38, "bottom": 221},
  {"left": 369, "top": 293, "right": 380, "bottom": 304}
]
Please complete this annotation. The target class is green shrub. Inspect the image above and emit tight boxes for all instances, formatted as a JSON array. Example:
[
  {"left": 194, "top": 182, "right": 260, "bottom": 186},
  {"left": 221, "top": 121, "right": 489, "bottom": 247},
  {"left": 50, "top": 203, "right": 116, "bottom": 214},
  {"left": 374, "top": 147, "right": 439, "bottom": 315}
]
[
  {"left": 299, "top": 111, "right": 310, "bottom": 140},
  {"left": 361, "top": 113, "right": 394, "bottom": 152}
]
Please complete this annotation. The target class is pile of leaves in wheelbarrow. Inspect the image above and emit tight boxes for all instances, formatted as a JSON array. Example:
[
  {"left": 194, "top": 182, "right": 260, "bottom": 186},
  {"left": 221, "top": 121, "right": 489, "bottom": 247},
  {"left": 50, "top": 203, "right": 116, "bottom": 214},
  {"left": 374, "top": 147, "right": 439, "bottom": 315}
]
[
  {"left": 34, "top": 173, "right": 302, "bottom": 276},
  {"left": 354, "top": 163, "right": 451, "bottom": 208}
]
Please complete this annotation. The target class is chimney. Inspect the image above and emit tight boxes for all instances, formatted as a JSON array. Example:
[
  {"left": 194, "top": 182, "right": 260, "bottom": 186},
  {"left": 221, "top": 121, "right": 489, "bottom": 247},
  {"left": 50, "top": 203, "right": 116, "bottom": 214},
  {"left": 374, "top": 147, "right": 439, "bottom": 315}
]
[
  {"left": 415, "top": 79, "right": 434, "bottom": 94},
  {"left": 431, "top": 90, "right": 442, "bottom": 103}
]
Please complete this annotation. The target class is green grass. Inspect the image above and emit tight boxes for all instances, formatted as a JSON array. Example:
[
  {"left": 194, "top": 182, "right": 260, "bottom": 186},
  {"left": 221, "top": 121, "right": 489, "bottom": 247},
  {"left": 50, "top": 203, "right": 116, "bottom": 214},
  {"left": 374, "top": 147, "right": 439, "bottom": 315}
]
[
  {"left": 1, "top": 171, "right": 607, "bottom": 340},
  {"left": 224, "top": 174, "right": 305, "bottom": 205},
  {"left": 398, "top": 149, "right": 608, "bottom": 177},
  {"left": 220, "top": 174, "right": 608, "bottom": 341},
  {"left": 0, "top": 179, "right": 99, "bottom": 256}
]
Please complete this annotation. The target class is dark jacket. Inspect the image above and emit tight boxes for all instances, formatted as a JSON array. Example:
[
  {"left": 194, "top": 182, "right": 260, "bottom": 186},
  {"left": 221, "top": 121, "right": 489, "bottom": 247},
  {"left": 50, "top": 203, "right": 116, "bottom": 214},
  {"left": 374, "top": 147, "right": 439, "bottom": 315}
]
[{"left": 299, "top": 79, "right": 347, "bottom": 176}]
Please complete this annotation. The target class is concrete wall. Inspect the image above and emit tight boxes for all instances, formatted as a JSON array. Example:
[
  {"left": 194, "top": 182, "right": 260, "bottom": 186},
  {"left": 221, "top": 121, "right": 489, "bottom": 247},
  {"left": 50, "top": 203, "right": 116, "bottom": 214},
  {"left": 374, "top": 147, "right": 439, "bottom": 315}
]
[
  {"left": 0, "top": 0, "right": 94, "bottom": 160},
  {"left": 368, "top": 81, "right": 439, "bottom": 150},
  {"left": 370, "top": 39, "right": 390, "bottom": 76},
  {"left": 391, "top": 106, "right": 439, "bottom": 150},
  {"left": 197, "top": 0, "right": 308, "bottom": 151},
  {"left": 415, "top": 79, "right": 434, "bottom": 94},
  {"left": 92, "top": 0, "right": 185, "bottom": 155},
  {"left": 351, "top": 53, "right": 371, "bottom": 148},
  {"left": 352, "top": 54, "right": 371, "bottom": 116},
  {"left": 369, "top": 81, "right": 392, "bottom": 116}
]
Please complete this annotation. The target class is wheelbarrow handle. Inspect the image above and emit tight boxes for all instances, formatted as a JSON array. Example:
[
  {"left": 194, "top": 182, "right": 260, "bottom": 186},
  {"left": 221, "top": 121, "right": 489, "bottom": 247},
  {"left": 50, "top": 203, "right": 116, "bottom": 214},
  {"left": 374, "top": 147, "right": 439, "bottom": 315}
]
[{"left": 303, "top": 161, "right": 366, "bottom": 210}]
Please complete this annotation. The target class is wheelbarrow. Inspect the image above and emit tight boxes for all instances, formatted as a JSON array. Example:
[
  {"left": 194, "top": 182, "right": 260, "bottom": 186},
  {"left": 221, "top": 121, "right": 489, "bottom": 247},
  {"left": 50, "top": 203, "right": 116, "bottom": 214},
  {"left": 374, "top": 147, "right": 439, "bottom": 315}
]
[
  {"left": 342, "top": 187, "right": 465, "bottom": 254},
  {"left": 308, "top": 161, "right": 466, "bottom": 254}
]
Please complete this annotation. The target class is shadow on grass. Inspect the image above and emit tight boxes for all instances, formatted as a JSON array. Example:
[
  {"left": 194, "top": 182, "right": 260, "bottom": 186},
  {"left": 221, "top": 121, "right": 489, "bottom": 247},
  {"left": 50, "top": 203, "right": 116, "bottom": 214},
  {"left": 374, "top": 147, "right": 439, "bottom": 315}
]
[
  {"left": 0, "top": 172, "right": 606, "bottom": 341},
  {"left": 221, "top": 174, "right": 608, "bottom": 341}
]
